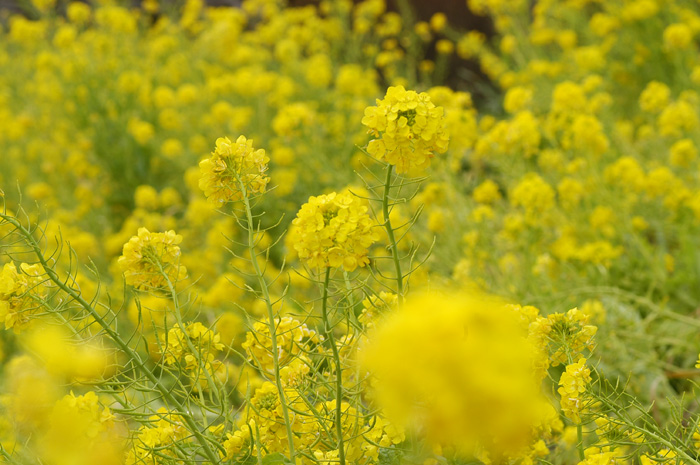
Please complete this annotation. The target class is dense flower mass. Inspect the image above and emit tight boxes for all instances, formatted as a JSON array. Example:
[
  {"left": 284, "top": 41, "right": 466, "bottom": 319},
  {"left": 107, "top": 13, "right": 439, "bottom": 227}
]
[
  {"left": 362, "top": 85, "right": 450, "bottom": 174},
  {"left": 199, "top": 135, "right": 270, "bottom": 205},
  {"left": 117, "top": 228, "right": 186, "bottom": 290},
  {"left": 5, "top": 0, "right": 700, "bottom": 464},
  {"left": 290, "top": 191, "right": 380, "bottom": 271}
]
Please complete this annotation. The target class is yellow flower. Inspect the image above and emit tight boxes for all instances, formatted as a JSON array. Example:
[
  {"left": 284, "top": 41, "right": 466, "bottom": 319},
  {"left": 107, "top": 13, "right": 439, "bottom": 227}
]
[
  {"left": 290, "top": 191, "right": 380, "bottom": 272},
  {"left": 664, "top": 23, "right": 693, "bottom": 50},
  {"left": 40, "top": 392, "right": 122, "bottom": 465},
  {"left": 359, "top": 292, "right": 398, "bottom": 328},
  {"left": 0, "top": 262, "right": 46, "bottom": 331},
  {"left": 503, "top": 86, "right": 533, "bottom": 114},
  {"left": 161, "top": 322, "right": 224, "bottom": 367},
  {"left": 127, "top": 118, "right": 154, "bottom": 145},
  {"left": 658, "top": 100, "right": 698, "bottom": 137},
  {"left": 225, "top": 383, "right": 317, "bottom": 458},
  {"left": 362, "top": 86, "right": 449, "bottom": 174},
  {"left": 510, "top": 173, "right": 555, "bottom": 220},
  {"left": 360, "top": 292, "right": 552, "bottom": 459},
  {"left": 67, "top": 2, "right": 91, "bottom": 24},
  {"left": 242, "top": 316, "right": 320, "bottom": 374},
  {"left": 160, "top": 322, "right": 225, "bottom": 390},
  {"left": 472, "top": 179, "right": 501, "bottom": 204},
  {"left": 639, "top": 81, "right": 670, "bottom": 113},
  {"left": 198, "top": 135, "right": 270, "bottom": 206},
  {"left": 558, "top": 358, "right": 592, "bottom": 423},
  {"left": 669, "top": 138, "right": 697, "bottom": 168},
  {"left": 117, "top": 228, "right": 187, "bottom": 291},
  {"left": 127, "top": 408, "right": 189, "bottom": 463}
]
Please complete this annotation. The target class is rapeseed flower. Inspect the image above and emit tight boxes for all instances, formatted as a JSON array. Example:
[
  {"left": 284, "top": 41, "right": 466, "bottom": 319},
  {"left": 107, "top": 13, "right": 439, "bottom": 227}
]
[
  {"left": 290, "top": 191, "right": 380, "bottom": 271},
  {"left": 362, "top": 86, "right": 449, "bottom": 174},
  {"left": 360, "top": 292, "right": 551, "bottom": 460},
  {"left": 242, "top": 316, "right": 320, "bottom": 374},
  {"left": 118, "top": 228, "right": 186, "bottom": 290},
  {"left": 199, "top": 135, "right": 270, "bottom": 206},
  {"left": 0, "top": 262, "right": 46, "bottom": 331}
]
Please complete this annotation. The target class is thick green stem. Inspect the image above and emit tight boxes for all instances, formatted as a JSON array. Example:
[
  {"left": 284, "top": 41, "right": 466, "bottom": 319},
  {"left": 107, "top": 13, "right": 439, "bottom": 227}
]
[
  {"left": 0, "top": 213, "right": 220, "bottom": 465},
  {"left": 321, "top": 267, "right": 346, "bottom": 465},
  {"left": 238, "top": 184, "right": 297, "bottom": 462},
  {"left": 382, "top": 165, "right": 404, "bottom": 303},
  {"left": 576, "top": 423, "right": 585, "bottom": 461}
]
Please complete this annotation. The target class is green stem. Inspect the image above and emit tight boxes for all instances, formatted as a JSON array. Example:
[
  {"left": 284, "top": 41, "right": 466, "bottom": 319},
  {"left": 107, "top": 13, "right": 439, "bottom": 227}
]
[
  {"left": 0, "top": 213, "right": 220, "bottom": 465},
  {"left": 382, "top": 165, "right": 404, "bottom": 303},
  {"left": 238, "top": 183, "right": 297, "bottom": 462},
  {"left": 576, "top": 423, "right": 585, "bottom": 461},
  {"left": 320, "top": 267, "right": 346, "bottom": 465},
  {"left": 158, "top": 264, "right": 221, "bottom": 408}
]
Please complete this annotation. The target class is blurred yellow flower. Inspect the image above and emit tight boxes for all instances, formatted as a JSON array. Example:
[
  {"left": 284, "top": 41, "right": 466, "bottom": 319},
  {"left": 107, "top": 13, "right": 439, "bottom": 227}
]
[{"left": 360, "top": 292, "right": 552, "bottom": 460}]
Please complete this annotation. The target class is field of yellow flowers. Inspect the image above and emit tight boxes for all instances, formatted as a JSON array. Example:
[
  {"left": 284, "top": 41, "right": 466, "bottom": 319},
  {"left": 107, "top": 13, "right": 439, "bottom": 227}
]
[{"left": 3, "top": 0, "right": 700, "bottom": 464}]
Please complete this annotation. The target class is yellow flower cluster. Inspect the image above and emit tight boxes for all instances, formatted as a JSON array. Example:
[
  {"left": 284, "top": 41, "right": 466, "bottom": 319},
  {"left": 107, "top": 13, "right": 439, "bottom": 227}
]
[
  {"left": 0, "top": 262, "right": 45, "bottom": 331},
  {"left": 160, "top": 322, "right": 225, "bottom": 390},
  {"left": 362, "top": 85, "right": 449, "bottom": 174},
  {"left": 290, "top": 191, "right": 380, "bottom": 271},
  {"left": 358, "top": 291, "right": 398, "bottom": 328},
  {"left": 558, "top": 358, "right": 592, "bottom": 423},
  {"left": 529, "top": 308, "right": 598, "bottom": 367},
  {"left": 222, "top": 383, "right": 317, "bottom": 460},
  {"left": 222, "top": 382, "right": 404, "bottom": 463},
  {"left": 40, "top": 392, "right": 120, "bottom": 465},
  {"left": 126, "top": 408, "right": 189, "bottom": 465},
  {"left": 198, "top": 135, "right": 270, "bottom": 206},
  {"left": 360, "top": 292, "right": 554, "bottom": 460},
  {"left": 242, "top": 316, "right": 320, "bottom": 374},
  {"left": 118, "top": 228, "right": 187, "bottom": 291}
]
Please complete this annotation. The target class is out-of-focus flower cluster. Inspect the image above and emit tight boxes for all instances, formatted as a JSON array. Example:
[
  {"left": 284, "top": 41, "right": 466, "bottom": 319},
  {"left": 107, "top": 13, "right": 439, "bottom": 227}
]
[{"left": 199, "top": 135, "right": 270, "bottom": 205}]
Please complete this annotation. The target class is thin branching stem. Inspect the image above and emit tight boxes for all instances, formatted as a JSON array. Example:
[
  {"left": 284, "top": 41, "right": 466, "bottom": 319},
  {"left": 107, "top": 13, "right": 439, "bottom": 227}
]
[
  {"left": 238, "top": 181, "right": 297, "bottom": 462},
  {"left": 0, "top": 212, "right": 220, "bottom": 465},
  {"left": 320, "top": 267, "right": 346, "bottom": 465}
]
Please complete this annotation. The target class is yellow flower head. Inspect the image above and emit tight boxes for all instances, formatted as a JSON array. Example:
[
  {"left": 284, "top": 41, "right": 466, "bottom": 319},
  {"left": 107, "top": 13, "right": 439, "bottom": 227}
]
[
  {"left": 362, "top": 86, "right": 449, "bottom": 174},
  {"left": 290, "top": 191, "right": 380, "bottom": 272},
  {"left": 40, "top": 391, "right": 121, "bottom": 465},
  {"left": 117, "top": 228, "right": 187, "bottom": 291},
  {"left": 161, "top": 322, "right": 224, "bottom": 367},
  {"left": 199, "top": 135, "right": 270, "bottom": 206},
  {"left": 360, "top": 292, "right": 552, "bottom": 459},
  {"left": 0, "top": 262, "right": 46, "bottom": 332},
  {"left": 242, "top": 316, "right": 321, "bottom": 374},
  {"left": 558, "top": 358, "right": 592, "bottom": 423}
]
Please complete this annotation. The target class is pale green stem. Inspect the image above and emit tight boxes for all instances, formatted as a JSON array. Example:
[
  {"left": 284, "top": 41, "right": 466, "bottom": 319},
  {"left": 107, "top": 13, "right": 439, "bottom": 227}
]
[
  {"left": 382, "top": 165, "right": 404, "bottom": 303},
  {"left": 157, "top": 263, "right": 221, "bottom": 409},
  {"left": 576, "top": 423, "right": 585, "bottom": 461},
  {"left": 321, "top": 267, "right": 346, "bottom": 465},
  {"left": 237, "top": 182, "right": 297, "bottom": 462}
]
